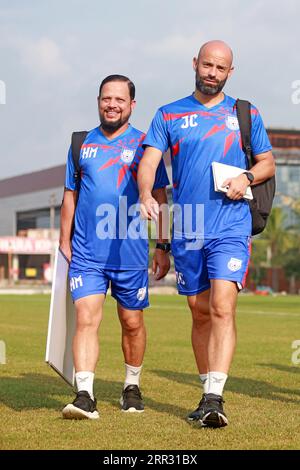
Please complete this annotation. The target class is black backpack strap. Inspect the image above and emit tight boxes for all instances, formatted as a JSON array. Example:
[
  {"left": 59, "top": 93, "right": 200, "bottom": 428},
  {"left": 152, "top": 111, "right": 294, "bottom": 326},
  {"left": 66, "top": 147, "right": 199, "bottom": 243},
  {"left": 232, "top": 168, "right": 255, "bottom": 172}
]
[
  {"left": 71, "top": 131, "right": 88, "bottom": 185},
  {"left": 236, "top": 99, "right": 253, "bottom": 168}
]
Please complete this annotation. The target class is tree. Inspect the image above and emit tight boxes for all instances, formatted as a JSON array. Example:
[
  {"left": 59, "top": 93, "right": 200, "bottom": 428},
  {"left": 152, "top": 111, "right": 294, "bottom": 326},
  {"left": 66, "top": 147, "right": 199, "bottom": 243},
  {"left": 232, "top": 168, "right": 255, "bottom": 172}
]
[
  {"left": 251, "top": 237, "right": 268, "bottom": 286},
  {"left": 282, "top": 200, "right": 300, "bottom": 293},
  {"left": 282, "top": 246, "right": 300, "bottom": 293},
  {"left": 259, "top": 207, "right": 292, "bottom": 291}
]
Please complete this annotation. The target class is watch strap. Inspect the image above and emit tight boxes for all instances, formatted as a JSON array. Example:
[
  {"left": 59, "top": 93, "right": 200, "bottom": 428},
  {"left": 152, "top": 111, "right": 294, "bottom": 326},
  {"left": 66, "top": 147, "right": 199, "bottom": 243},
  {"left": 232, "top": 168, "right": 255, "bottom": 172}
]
[{"left": 155, "top": 242, "right": 171, "bottom": 253}]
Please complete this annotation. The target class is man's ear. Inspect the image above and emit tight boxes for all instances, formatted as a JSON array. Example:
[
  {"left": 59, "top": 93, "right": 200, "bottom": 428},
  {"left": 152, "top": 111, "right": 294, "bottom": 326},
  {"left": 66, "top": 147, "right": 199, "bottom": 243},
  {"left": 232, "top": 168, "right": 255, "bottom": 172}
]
[
  {"left": 192, "top": 57, "right": 198, "bottom": 72},
  {"left": 228, "top": 66, "right": 234, "bottom": 79}
]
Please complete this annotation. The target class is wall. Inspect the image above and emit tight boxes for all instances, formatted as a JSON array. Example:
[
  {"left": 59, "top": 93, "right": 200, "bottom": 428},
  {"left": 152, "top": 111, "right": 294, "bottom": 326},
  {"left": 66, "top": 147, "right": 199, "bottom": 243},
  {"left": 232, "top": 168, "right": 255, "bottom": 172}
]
[{"left": 0, "top": 186, "right": 64, "bottom": 236}]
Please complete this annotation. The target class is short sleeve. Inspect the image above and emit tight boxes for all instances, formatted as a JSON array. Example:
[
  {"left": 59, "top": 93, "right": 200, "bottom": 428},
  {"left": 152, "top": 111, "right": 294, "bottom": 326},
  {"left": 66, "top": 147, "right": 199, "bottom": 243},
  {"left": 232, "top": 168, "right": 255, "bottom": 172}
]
[
  {"left": 143, "top": 109, "right": 170, "bottom": 154},
  {"left": 64, "top": 145, "right": 78, "bottom": 191}
]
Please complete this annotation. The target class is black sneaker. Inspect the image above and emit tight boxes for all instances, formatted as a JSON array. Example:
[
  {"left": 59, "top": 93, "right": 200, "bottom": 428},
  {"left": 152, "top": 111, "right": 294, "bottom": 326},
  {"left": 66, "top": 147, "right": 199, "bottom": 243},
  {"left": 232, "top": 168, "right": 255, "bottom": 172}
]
[
  {"left": 120, "top": 384, "right": 144, "bottom": 413},
  {"left": 201, "top": 393, "right": 228, "bottom": 428},
  {"left": 187, "top": 393, "right": 207, "bottom": 423},
  {"left": 62, "top": 391, "right": 99, "bottom": 420}
]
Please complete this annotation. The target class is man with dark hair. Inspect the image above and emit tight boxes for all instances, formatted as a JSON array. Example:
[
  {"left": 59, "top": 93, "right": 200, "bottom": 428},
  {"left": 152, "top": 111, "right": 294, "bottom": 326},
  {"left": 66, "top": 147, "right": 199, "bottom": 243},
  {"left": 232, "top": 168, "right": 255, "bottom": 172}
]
[
  {"left": 99, "top": 74, "right": 136, "bottom": 101},
  {"left": 138, "top": 41, "right": 275, "bottom": 428},
  {"left": 60, "top": 75, "right": 170, "bottom": 420}
]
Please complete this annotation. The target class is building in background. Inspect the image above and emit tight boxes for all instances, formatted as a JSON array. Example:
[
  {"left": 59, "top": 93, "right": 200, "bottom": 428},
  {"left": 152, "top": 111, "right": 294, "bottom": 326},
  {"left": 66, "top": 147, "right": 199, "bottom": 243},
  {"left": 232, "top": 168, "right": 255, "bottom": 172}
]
[
  {"left": 0, "top": 166, "right": 64, "bottom": 283},
  {"left": 267, "top": 129, "right": 300, "bottom": 226}
]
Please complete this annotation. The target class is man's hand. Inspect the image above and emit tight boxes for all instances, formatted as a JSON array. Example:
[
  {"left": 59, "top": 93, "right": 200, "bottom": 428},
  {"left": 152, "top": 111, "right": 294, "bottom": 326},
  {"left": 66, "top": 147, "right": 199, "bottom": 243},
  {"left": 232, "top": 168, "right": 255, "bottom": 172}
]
[
  {"left": 152, "top": 249, "right": 170, "bottom": 280},
  {"left": 140, "top": 192, "right": 159, "bottom": 221},
  {"left": 59, "top": 240, "right": 72, "bottom": 263},
  {"left": 222, "top": 173, "right": 250, "bottom": 200}
]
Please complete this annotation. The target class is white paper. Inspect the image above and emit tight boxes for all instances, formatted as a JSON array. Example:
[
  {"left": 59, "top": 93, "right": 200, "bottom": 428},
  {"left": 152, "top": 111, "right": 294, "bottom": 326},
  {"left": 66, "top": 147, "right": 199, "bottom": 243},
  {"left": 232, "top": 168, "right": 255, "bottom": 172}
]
[
  {"left": 45, "top": 247, "right": 75, "bottom": 386},
  {"left": 212, "top": 161, "right": 253, "bottom": 200}
]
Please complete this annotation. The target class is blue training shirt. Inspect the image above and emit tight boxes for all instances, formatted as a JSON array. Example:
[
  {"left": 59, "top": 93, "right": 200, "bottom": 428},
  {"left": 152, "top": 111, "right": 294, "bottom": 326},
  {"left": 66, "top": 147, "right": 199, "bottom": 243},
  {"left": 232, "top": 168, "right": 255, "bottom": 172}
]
[
  {"left": 65, "top": 124, "right": 169, "bottom": 269},
  {"left": 143, "top": 94, "right": 272, "bottom": 239}
]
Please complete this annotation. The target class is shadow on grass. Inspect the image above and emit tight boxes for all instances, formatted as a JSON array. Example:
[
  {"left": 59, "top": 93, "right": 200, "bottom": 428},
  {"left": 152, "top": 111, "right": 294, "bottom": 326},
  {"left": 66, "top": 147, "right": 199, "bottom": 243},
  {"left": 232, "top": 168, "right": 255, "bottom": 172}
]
[
  {"left": 256, "top": 363, "right": 300, "bottom": 374},
  {"left": 3, "top": 367, "right": 298, "bottom": 417},
  {"left": 0, "top": 373, "right": 188, "bottom": 420},
  {"left": 0, "top": 373, "right": 120, "bottom": 412},
  {"left": 151, "top": 369, "right": 300, "bottom": 404}
]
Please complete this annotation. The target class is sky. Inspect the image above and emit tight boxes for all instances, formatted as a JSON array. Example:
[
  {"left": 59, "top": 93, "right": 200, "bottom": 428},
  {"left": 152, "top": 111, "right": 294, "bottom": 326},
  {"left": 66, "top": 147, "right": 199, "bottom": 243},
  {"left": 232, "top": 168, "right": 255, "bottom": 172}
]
[{"left": 0, "top": 0, "right": 299, "bottom": 179}]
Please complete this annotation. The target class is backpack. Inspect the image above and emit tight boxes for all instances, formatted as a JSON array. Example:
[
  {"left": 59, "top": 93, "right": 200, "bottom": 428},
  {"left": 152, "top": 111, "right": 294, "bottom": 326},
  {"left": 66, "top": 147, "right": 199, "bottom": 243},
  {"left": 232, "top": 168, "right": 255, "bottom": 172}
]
[
  {"left": 236, "top": 99, "right": 276, "bottom": 236},
  {"left": 71, "top": 131, "right": 88, "bottom": 188}
]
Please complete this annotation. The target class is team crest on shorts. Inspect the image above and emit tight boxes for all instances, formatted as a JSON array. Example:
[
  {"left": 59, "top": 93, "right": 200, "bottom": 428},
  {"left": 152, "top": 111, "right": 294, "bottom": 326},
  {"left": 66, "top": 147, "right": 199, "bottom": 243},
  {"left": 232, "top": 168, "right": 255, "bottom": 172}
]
[
  {"left": 227, "top": 257, "right": 242, "bottom": 272},
  {"left": 121, "top": 148, "right": 135, "bottom": 163},
  {"left": 225, "top": 115, "right": 239, "bottom": 131},
  {"left": 137, "top": 287, "right": 147, "bottom": 301}
]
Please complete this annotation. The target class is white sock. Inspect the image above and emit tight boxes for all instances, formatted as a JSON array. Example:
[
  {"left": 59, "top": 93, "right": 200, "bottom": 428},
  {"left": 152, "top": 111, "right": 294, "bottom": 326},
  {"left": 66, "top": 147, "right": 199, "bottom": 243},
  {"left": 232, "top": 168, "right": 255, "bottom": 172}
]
[
  {"left": 124, "top": 363, "right": 142, "bottom": 389},
  {"left": 207, "top": 371, "right": 228, "bottom": 396},
  {"left": 75, "top": 371, "right": 95, "bottom": 400},
  {"left": 199, "top": 373, "right": 209, "bottom": 394}
]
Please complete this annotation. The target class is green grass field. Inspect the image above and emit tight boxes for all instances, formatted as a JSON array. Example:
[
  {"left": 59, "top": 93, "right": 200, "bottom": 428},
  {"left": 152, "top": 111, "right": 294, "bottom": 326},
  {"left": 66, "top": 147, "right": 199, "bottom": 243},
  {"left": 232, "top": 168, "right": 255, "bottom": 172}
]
[{"left": 0, "top": 294, "right": 299, "bottom": 450}]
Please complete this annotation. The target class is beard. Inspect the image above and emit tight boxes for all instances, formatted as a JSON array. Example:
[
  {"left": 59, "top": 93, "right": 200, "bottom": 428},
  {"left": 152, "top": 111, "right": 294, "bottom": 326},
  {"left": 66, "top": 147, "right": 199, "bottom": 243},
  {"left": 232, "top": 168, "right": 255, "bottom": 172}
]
[
  {"left": 195, "top": 71, "right": 228, "bottom": 96},
  {"left": 100, "top": 109, "right": 131, "bottom": 132}
]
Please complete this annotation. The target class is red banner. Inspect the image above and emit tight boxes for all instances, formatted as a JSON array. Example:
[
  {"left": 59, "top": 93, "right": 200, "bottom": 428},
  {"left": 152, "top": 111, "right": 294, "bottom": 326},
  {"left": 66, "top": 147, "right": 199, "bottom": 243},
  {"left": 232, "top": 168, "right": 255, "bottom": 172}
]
[{"left": 0, "top": 237, "right": 56, "bottom": 254}]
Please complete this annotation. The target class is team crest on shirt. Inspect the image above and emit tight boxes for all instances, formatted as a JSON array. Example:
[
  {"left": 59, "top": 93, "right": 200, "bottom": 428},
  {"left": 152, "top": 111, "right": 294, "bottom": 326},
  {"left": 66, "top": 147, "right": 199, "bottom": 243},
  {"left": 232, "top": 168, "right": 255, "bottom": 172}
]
[
  {"left": 225, "top": 115, "right": 239, "bottom": 131},
  {"left": 227, "top": 257, "right": 242, "bottom": 272},
  {"left": 137, "top": 287, "right": 147, "bottom": 301},
  {"left": 121, "top": 148, "right": 135, "bottom": 163}
]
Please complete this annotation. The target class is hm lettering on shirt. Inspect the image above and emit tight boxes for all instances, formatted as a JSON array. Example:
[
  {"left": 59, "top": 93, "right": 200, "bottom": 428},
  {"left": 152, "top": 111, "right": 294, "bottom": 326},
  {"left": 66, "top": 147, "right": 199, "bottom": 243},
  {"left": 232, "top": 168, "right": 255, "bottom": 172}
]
[{"left": 81, "top": 147, "right": 98, "bottom": 159}]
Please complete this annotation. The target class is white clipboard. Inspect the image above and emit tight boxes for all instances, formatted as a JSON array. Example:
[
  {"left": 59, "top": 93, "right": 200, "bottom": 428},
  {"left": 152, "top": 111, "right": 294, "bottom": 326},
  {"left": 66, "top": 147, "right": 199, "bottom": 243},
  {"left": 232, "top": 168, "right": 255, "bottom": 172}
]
[
  {"left": 212, "top": 161, "right": 253, "bottom": 200},
  {"left": 45, "top": 247, "right": 75, "bottom": 386}
]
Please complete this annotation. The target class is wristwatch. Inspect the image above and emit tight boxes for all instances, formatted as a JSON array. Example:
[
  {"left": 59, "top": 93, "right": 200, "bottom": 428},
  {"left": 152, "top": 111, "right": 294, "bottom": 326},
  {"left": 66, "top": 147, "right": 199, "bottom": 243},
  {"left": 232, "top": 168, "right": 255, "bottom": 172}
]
[
  {"left": 243, "top": 171, "right": 254, "bottom": 184},
  {"left": 156, "top": 242, "right": 171, "bottom": 253}
]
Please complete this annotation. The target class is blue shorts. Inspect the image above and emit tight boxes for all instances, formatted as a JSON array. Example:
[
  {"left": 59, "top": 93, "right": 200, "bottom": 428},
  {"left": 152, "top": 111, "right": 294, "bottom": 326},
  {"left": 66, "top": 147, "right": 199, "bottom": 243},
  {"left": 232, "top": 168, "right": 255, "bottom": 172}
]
[
  {"left": 68, "top": 260, "right": 149, "bottom": 310},
  {"left": 172, "top": 237, "right": 251, "bottom": 296}
]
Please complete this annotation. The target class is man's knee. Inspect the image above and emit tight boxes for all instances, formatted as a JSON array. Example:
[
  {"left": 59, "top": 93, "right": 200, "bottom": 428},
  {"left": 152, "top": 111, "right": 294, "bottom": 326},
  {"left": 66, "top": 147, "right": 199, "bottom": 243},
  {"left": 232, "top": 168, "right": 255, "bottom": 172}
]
[
  {"left": 210, "top": 302, "right": 235, "bottom": 321},
  {"left": 121, "top": 313, "right": 144, "bottom": 334},
  {"left": 77, "top": 316, "right": 99, "bottom": 332},
  {"left": 188, "top": 296, "right": 210, "bottom": 326},
  {"left": 191, "top": 312, "right": 210, "bottom": 330},
  {"left": 75, "top": 307, "right": 102, "bottom": 331},
  {"left": 75, "top": 295, "right": 104, "bottom": 331}
]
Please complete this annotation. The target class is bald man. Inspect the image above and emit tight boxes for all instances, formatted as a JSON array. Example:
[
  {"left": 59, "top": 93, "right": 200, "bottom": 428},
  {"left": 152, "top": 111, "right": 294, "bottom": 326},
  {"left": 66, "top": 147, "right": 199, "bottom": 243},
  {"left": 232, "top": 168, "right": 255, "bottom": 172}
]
[{"left": 138, "top": 40, "right": 275, "bottom": 428}]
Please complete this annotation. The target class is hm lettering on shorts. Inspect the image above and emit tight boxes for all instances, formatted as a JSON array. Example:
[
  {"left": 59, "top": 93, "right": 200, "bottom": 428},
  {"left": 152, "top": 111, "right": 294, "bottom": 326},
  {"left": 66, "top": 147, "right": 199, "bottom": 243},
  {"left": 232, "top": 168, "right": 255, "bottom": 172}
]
[{"left": 70, "top": 275, "right": 83, "bottom": 292}]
